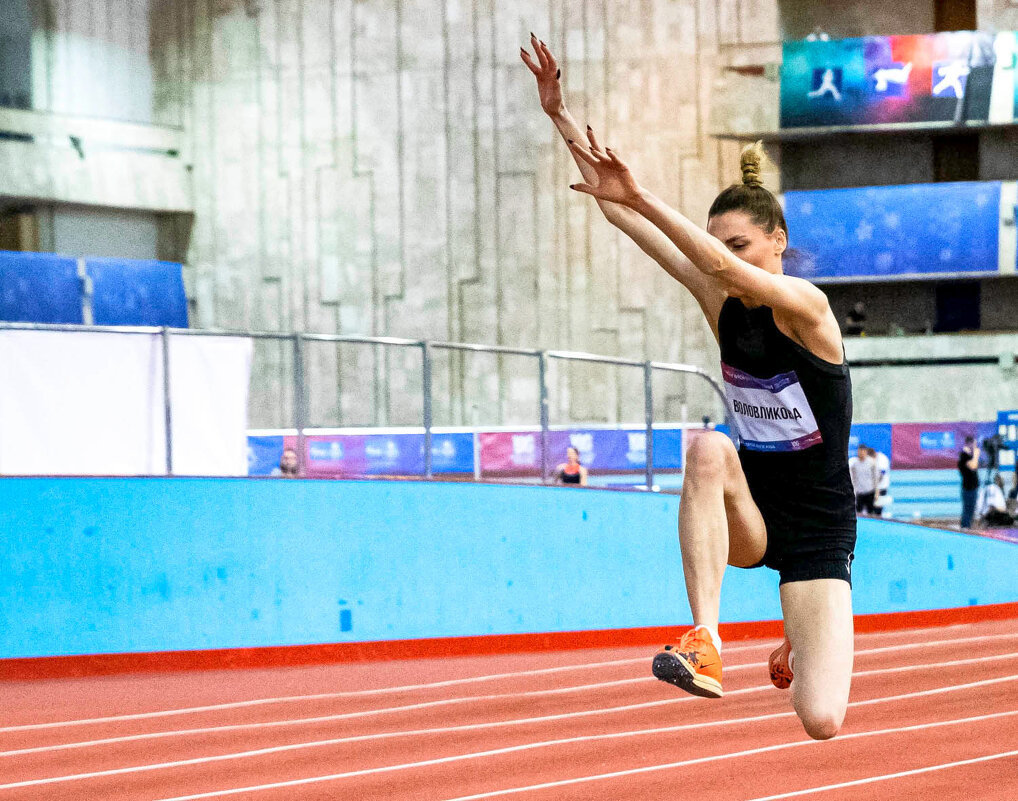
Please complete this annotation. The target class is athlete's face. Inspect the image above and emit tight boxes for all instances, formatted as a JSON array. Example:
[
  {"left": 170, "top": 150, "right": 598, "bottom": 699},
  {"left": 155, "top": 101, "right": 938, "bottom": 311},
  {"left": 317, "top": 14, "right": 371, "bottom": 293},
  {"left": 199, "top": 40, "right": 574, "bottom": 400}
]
[{"left": 706, "top": 210, "right": 786, "bottom": 273}]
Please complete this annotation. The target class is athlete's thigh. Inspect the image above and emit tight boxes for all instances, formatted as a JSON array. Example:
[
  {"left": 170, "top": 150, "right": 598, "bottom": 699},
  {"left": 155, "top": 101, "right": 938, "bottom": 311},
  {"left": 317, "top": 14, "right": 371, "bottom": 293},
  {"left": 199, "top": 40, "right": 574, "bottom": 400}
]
[
  {"left": 720, "top": 445, "right": 768, "bottom": 568},
  {"left": 779, "top": 579, "right": 854, "bottom": 718}
]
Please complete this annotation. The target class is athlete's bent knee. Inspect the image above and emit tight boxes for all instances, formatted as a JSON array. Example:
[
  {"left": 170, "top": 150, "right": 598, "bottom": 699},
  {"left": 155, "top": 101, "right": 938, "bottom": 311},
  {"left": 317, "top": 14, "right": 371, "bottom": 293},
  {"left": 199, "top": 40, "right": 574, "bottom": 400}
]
[
  {"left": 799, "top": 708, "right": 843, "bottom": 741},
  {"left": 684, "top": 432, "right": 735, "bottom": 483}
]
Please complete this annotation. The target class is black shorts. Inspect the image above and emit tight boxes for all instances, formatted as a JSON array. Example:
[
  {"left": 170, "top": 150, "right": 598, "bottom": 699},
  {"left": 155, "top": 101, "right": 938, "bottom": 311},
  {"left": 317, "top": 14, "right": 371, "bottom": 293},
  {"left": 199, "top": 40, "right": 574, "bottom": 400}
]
[{"left": 738, "top": 471, "right": 858, "bottom": 587}]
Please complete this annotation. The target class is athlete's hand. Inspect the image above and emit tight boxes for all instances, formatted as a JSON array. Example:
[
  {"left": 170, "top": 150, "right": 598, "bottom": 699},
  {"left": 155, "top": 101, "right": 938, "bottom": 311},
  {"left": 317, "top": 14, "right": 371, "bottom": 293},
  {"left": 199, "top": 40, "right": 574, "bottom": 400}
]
[
  {"left": 520, "top": 34, "right": 563, "bottom": 117},
  {"left": 567, "top": 129, "right": 644, "bottom": 208}
]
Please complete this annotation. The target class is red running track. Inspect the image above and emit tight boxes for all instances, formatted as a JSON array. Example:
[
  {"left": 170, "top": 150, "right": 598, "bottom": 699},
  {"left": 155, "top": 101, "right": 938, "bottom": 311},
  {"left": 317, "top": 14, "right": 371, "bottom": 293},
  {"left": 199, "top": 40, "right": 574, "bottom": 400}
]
[{"left": 1, "top": 618, "right": 1017, "bottom": 800}]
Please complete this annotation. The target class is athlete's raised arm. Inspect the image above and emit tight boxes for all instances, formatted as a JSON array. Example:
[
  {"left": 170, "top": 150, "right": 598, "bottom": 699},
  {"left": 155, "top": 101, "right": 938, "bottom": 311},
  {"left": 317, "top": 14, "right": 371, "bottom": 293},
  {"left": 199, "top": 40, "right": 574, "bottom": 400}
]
[
  {"left": 568, "top": 134, "right": 842, "bottom": 363},
  {"left": 521, "top": 35, "right": 725, "bottom": 337}
]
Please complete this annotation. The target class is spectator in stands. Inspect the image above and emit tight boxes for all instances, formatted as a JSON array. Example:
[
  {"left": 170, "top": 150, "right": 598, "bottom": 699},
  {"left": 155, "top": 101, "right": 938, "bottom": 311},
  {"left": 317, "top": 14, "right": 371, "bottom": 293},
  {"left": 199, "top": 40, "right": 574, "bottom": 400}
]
[
  {"left": 844, "top": 302, "right": 866, "bottom": 336},
  {"left": 555, "top": 446, "right": 588, "bottom": 486},
  {"left": 849, "top": 444, "right": 879, "bottom": 514},
  {"left": 272, "top": 447, "right": 301, "bottom": 478},
  {"left": 1009, "top": 473, "right": 1018, "bottom": 515},
  {"left": 867, "top": 446, "right": 891, "bottom": 516},
  {"left": 977, "top": 474, "right": 1014, "bottom": 528},
  {"left": 958, "top": 437, "right": 980, "bottom": 528}
]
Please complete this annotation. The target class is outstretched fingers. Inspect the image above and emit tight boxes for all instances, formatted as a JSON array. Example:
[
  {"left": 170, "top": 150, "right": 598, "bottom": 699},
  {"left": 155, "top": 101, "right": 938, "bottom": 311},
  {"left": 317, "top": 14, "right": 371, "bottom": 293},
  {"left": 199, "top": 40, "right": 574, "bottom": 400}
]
[
  {"left": 567, "top": 139, "right": 603, "bottom": 167},
  {"left": 520, "top": 48, "right": 540, "bottom": 75},
  {"left": 539, "top": 39, "right": 558, "bottom": 73},
  {"left": 530, "top": 33, "right": 549, "bottom": 69}
]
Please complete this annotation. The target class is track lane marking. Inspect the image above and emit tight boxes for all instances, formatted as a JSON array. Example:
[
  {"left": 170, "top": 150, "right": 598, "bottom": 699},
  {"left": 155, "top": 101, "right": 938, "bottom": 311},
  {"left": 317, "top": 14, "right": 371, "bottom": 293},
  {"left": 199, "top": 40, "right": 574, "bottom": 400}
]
[
  {"left": 141, "top": 708, "right": 1018, "bottom": 801},
  {"left": 4, "top": 629, "right": 1014, "bottom": 734},
  {"left": 3, "top": 672, "right": 1017, "bottom": 793},
  {"left": 5, "top": 647, "right": 1018, "bottom": 758},
  {"left": 742, "top": 749, "right": 1018, "bottom": 800}
]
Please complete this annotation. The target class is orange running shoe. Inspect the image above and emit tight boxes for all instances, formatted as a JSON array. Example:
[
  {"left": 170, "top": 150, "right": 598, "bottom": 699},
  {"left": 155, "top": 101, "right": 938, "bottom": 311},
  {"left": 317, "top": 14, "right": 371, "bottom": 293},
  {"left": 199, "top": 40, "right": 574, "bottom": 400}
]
[
  {"left": 769, "top": 638, "right": 793, "bottom": 689},
  {"left": 652, "top": 628, "right": 723, "bottom": 698}
]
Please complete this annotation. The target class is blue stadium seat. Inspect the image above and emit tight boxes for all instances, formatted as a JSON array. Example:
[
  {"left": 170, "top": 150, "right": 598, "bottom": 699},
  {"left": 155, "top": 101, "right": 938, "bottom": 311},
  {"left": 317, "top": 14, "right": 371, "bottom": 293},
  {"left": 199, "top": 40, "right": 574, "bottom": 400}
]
[{"left": 0, "top": 250, "right": 83, "bottom": 324}]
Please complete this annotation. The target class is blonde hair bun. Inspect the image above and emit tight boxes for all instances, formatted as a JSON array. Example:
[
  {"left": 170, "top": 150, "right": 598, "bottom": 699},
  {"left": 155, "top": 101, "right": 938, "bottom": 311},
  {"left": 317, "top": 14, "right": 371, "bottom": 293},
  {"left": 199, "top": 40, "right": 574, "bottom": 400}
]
[{"left": 740, "top": 141, "right": 765, "bottom": 188}]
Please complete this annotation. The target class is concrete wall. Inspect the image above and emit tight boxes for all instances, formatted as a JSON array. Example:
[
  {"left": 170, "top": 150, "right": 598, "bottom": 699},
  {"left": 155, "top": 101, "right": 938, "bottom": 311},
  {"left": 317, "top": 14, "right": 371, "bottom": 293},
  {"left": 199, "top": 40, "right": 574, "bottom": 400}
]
[
  {"left": 3, "top": 477, "right": 1015, "bottom": 659},
  {"left": 846, "top": 332, "right": 1018, "bottom": 422},
  {"left": 146, "top": 0, "right": 782, "bottom": 428}
]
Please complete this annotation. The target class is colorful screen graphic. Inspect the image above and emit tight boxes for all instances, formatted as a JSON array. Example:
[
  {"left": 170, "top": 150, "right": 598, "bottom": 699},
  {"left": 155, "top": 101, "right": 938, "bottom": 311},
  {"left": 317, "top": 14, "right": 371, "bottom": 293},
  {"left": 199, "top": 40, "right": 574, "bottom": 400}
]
[
  {"left": 780, "top": 31, "right": 999, "bottom": 128},
  {"left": 783, "top": 182, "right": 1001, "bottom": 281}
]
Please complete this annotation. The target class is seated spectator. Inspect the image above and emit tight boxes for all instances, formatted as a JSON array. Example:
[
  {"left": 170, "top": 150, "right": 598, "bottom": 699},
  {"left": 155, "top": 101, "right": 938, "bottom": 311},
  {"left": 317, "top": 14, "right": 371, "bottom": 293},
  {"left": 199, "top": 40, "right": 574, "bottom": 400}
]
[
  {"left": 555, "top": 446, "right": 588, "bottom": 486},
  {"left": 977, "top": 474, "right": 1014, "bottom": 528},
  {"left": 272, "top": 447, "right": 301, "bottom": 478},
  {"left": 844, "top": 302, "right": 866, "bottom": 336}
]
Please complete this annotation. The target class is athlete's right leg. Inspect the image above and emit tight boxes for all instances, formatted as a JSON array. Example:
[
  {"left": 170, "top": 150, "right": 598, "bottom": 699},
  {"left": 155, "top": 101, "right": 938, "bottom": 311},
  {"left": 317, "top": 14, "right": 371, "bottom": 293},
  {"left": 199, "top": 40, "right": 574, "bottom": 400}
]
[
  {"left": 652, "top": 433, "right": 769, "bottom": 697},
  {"left": 679, "top": 431, "right": 768, "bottom": 634}
]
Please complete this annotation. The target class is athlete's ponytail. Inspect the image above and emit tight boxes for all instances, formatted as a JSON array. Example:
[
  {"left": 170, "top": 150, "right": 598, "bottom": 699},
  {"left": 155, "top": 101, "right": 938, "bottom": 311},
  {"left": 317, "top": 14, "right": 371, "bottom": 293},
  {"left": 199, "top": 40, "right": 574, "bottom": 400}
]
[{"left": 708, "top": 141, "right": 787, "bottom": 238}]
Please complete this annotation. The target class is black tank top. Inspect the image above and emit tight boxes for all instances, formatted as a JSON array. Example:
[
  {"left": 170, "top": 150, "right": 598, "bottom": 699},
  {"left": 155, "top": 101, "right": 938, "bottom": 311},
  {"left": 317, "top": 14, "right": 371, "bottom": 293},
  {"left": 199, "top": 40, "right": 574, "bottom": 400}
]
[{"left": 718, "top": 297, "right": 856, "bottom": 533}]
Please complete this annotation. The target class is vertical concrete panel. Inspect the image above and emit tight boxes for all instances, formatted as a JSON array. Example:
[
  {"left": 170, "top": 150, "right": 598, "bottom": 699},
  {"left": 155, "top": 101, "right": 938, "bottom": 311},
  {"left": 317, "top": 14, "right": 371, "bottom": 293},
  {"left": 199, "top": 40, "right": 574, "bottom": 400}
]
[{"left": 145, "top": 0, "right": 781, "bottom": 424}]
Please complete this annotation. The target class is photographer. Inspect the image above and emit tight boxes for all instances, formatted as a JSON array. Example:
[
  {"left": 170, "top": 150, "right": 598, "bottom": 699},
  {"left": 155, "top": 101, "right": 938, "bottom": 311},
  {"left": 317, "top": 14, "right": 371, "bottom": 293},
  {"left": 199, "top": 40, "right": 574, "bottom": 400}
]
[{"left": 957, "top": 437, "right": 980, "bottom": 528}]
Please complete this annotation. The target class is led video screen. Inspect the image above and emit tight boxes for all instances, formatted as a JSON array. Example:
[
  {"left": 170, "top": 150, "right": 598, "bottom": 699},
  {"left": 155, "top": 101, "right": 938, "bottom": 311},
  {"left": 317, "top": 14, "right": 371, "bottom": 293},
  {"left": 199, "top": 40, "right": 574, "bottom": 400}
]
[{"left": 780, "top": 31, "right": 1001, "bottom": 128}]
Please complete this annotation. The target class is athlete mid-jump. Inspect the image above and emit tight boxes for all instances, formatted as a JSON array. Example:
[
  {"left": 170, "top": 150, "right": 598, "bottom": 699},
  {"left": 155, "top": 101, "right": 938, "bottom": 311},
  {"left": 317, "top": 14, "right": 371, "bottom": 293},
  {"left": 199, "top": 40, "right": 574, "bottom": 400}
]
[{"left": 523, "top": 34, "right": 856, "bottom": 741}]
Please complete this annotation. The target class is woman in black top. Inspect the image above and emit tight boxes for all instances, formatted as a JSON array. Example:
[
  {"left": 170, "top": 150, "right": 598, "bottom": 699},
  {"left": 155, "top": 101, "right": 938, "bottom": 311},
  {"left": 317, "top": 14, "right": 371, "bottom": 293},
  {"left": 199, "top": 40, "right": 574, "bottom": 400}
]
[
  {"left": 523, "top": 36, "right": 854, "bottom": 740},
  {"left": 555, "top": 446, "right": 588, "bottom": 486}
]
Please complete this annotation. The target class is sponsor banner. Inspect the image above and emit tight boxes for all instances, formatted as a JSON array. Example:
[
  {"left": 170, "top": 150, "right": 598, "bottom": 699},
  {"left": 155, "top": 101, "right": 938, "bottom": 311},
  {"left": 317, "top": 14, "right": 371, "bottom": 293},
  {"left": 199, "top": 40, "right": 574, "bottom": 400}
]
[
  {"left": 479, "top": 428, "right": 684, "bottom": 475},
  {"left": 247, "top": 435, "right": 286, "bottom": 476},
  {"left": 305, "top": 432, "right": 474, "bottom": 476},
  {"left": 849, "top": 423, "right": 893, "bottom": 460},
  {"left": 247, "top": 433, "right": 474, "bottom": 477},
  {"left": 890, "top": 421, "right": 996, "bottom": 469}
]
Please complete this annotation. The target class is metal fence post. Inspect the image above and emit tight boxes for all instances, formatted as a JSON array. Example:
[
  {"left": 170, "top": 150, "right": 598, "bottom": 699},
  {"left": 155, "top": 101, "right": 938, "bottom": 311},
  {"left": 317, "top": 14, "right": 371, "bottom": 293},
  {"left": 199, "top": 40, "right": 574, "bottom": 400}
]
[
  {"left": 422, "top": 341, "right": 433, "bottom": 479},
  {"left": 644, "top": 361, "right": 654, "bottom": 490},
  {"left": 161, "top": 326, "right": 173, "bottom": 476},
  {"left": 293, "top": 333, "right": 307, "bottom": 475},
  {"left": 538, "top": 351, "right": 550, "bottom": 483}
]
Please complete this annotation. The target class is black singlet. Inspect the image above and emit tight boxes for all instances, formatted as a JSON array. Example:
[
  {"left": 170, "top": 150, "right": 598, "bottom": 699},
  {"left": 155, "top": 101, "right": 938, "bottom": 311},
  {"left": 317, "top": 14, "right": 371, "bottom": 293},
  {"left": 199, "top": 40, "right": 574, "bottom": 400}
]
[
  {"left": 718, "top": 297, "right": 857, "bottom": 585},
  {"left": 558, "top": 467, "right": 582, "bottom": 484}
]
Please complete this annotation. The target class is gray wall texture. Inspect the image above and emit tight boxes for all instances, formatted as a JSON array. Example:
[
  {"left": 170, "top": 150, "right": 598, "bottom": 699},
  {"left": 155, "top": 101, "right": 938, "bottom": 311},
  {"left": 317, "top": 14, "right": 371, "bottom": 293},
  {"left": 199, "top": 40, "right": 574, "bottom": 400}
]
[{"left": 20, "top": 0, "right": 1018, "bottom": 427}]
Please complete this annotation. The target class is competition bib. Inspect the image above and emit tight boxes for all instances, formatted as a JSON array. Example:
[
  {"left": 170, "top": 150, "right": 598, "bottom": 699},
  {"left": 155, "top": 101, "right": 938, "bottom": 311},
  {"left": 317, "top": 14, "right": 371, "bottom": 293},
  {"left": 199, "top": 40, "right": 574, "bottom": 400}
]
[{"left": 722, "top": 363, "right": 822, "bottom": 452}]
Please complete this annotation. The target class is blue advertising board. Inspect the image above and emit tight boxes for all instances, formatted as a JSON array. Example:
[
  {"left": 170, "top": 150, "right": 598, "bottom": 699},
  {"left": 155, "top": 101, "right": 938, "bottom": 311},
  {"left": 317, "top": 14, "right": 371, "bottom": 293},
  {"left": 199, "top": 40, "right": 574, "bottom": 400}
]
[
  {"left": 784, "top": 182, "right": 1000, "bottom": 282},
  {"left": 848, "top": 423, "right": 892, "bottom": 458},
  {"left": 998, "top": 410, "right": 1018, "bottom": 449}
]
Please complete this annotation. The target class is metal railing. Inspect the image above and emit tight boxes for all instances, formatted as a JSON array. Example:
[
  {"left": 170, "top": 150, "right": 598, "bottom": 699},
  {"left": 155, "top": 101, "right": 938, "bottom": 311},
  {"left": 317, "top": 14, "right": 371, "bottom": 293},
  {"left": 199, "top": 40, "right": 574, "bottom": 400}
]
[{"left": 0, "top": 322, "right": 731, "bottom": 488}]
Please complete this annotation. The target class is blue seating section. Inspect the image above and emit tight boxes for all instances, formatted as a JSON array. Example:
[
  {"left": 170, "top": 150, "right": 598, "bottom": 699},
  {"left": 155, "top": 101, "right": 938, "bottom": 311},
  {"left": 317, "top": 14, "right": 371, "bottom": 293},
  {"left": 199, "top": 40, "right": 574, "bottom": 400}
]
[
  {"left": 87, "top": 258, "right": 188, "bottom": 328},
  {"left": 0, "top": 251, "right": 187, "bottom": 328},
  {"left": 0, "top": 251, "right": 82, "bottom": 324}
]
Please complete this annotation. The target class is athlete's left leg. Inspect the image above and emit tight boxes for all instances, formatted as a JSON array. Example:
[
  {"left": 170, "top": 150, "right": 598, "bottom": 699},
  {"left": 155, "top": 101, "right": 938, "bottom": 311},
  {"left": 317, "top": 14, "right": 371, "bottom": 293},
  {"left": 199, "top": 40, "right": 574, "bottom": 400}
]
[{"left": 779, "top": 578, "right": 854, "bottom": 740}]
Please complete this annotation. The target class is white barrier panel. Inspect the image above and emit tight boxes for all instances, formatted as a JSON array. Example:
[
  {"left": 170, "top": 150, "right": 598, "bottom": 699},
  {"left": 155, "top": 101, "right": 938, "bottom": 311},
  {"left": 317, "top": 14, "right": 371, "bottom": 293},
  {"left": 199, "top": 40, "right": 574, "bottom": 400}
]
[{"left": 0, "top": 330, "right": 251, "bottom": 476}]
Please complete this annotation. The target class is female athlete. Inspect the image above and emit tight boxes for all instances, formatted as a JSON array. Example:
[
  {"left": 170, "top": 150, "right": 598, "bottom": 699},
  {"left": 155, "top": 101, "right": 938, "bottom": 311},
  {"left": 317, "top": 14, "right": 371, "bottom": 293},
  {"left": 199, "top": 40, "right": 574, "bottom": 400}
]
[{"left": 522, "top": 34, "right": 855, "bottom": 741}]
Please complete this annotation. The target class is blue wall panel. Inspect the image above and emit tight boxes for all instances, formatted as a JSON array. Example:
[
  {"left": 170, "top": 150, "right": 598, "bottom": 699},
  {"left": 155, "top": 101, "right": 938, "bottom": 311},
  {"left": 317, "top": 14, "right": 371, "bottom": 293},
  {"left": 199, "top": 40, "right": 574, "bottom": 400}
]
[
  {"left": 1, "top": 479, "right": 1015, "bottom": 660},
  {"left": 0, "top": 251, "right": 82, "bottom": 324},
  {"left": 87, "top": 258, "right": 188, "bottom": 327}
]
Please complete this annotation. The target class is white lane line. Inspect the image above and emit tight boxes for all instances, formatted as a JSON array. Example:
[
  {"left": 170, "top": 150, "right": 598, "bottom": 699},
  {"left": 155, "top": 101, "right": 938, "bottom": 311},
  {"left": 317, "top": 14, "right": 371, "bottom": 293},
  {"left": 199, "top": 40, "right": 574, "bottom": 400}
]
[
  {"left": 6, "top": 643, "right": 1018, "bottom": 758},
  {"left": 4, "top": 628, "right": 1013, "bottom": 735},
  {"left": 436, "top": 711, "right": 1018, "bottom": 801},
  {"left": 145, "top": 708, "right": 1018, "bottom": 801},
  {"left": 4, "top": 671, "right": 1017, "bottom": 794},
  {"left": 0, "top": 641, "right": 777, "bottom": 735},
  {"left": 742, "top": 749, "right": 1018, "bottom": 800}
]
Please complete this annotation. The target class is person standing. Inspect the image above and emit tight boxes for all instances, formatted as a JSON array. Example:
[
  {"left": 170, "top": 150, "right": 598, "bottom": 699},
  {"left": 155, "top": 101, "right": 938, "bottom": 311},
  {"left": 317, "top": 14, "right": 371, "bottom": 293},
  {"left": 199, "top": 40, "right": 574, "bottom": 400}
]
[
  {"left": 554, "top": 446, "right": 588, "bottom": 486},
  {"left": 958, "top": 436, "right": 980, "bottom": 528},
  {"left": 868, "top": 446, "right": 890, "bottom": 516},
  {"left": 849, "top": 444, "right": 879, "bottom": 514}
]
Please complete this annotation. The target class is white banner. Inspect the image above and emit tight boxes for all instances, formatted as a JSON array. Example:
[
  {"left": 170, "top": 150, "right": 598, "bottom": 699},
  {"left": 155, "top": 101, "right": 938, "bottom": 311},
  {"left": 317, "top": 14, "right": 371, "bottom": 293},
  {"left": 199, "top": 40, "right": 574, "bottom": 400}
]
[{"left": 0, "top": 330, "right": 252, "bottom": 476}]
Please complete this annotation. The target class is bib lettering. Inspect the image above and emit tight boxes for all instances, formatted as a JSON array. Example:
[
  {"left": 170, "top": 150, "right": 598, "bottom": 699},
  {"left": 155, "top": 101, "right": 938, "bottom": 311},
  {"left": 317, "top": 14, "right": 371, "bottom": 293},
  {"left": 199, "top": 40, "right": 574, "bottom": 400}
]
[{"left": 722, "top": 363, "right": 822, "bottom": 452}]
